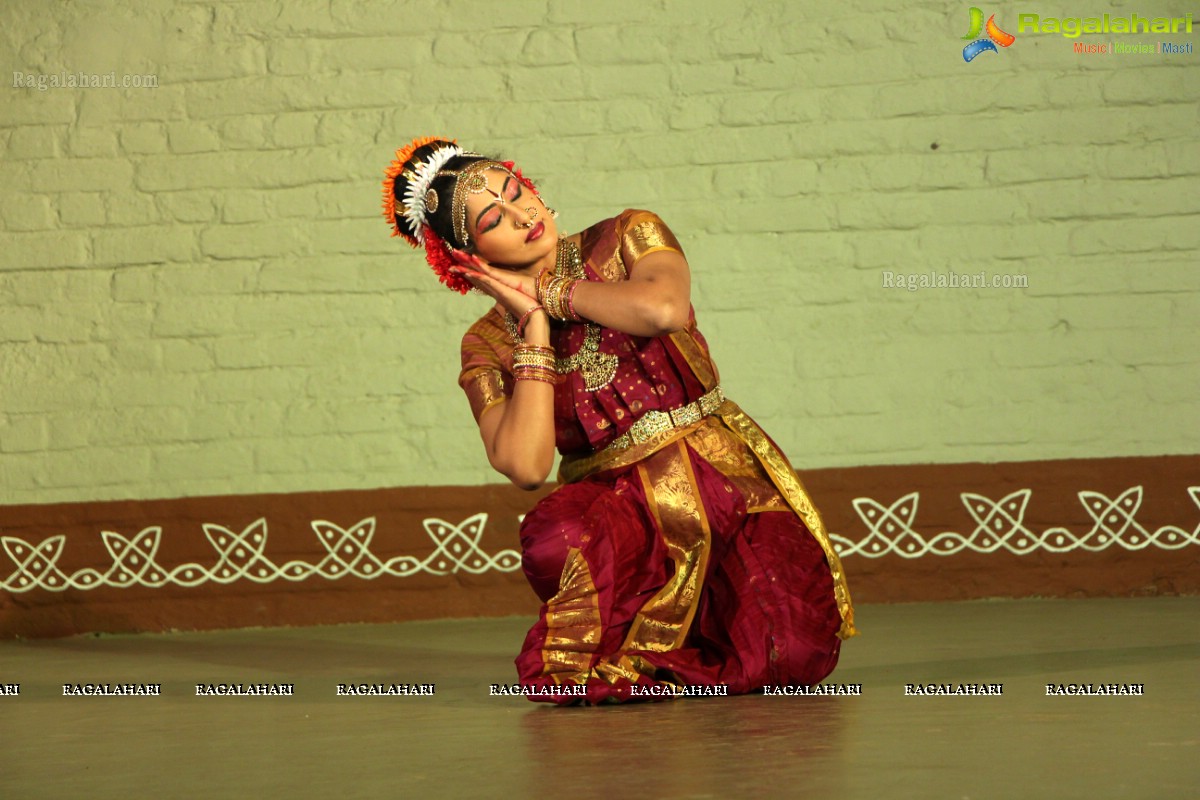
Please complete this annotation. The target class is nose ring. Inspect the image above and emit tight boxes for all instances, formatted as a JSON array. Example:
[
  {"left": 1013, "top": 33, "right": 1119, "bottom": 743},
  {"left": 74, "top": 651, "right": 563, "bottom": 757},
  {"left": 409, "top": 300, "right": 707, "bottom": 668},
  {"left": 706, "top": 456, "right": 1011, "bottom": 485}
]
[{"left": 526, "top": 207, "right": 539, "bottom": 221}]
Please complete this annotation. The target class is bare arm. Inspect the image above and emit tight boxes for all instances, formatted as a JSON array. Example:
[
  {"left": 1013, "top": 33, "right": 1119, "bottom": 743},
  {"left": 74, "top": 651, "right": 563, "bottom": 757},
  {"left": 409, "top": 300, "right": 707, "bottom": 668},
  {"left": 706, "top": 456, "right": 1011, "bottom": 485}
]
[
  {"left": 568, "top": 249, "right": 691, "bottom": 337},
  {"left": 452, "top": 259, "right": 556, "bottom": 491},
  {"left": 474, "top": 311, "right": 556, "bottom": 491}
]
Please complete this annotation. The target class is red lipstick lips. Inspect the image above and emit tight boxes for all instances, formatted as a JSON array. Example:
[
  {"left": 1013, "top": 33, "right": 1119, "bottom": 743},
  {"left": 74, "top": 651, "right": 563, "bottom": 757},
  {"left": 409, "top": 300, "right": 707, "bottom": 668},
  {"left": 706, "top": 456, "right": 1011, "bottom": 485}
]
[{"left": 526, "top": 221, "right": 544, "bottom": 242}]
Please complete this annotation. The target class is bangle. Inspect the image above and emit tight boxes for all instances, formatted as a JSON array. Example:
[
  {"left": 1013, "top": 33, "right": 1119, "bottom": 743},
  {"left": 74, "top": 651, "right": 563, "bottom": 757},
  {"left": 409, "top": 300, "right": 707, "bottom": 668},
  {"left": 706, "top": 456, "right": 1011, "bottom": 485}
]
[
  {"left": 535, "top": 264, "right": 585, "bottom": 323},
  {"left": 542, "top": 276, "right": 582, "bottom": 322},
  {"left": 512, "top": 343, "right": 557, "bottom": 385},
  {"left": 564, "top": 280, "right": 583, "bottom": 322},
  {"left": 512, "top": 343, "right": 556, "bottom": 371},
  {"left": 512, "top": 356, "right": 555, "bottom": 372},
  {"left": 513, "top": 364, "right": 557, "bottom": 384},
  {"left": 540, "top": 276, "right": 562, "bottom": 320},
  {"left": 535, "top": 269, "right": 555, "bottom": 308},
  {"left": 517, "top": 305, "right": 543, "bottom": 337},
  {"left": 512, "top": 343, "right": 555, "bottom": 358}
]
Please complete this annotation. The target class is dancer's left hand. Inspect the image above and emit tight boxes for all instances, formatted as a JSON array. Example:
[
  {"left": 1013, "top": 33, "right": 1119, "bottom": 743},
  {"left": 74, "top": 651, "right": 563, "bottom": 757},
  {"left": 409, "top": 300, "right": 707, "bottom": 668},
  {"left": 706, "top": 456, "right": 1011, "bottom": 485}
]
[{"left": 449, "top": 252, "right": 540, "bottom": 318}]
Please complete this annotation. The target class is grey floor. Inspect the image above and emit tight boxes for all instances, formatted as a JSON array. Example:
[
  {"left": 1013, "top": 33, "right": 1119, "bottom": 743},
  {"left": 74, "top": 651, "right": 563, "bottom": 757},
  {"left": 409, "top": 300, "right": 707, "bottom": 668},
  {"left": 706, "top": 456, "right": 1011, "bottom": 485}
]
[{"left": 1, "top": 597, "right": 1197, "bottom": 799}]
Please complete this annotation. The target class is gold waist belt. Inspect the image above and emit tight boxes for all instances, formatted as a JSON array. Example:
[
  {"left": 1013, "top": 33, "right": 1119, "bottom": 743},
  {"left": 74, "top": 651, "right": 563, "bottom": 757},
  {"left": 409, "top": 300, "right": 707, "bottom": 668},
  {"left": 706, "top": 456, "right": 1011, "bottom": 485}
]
[{"left": 604, "top": 386, "right": 725, "bottom": 454}]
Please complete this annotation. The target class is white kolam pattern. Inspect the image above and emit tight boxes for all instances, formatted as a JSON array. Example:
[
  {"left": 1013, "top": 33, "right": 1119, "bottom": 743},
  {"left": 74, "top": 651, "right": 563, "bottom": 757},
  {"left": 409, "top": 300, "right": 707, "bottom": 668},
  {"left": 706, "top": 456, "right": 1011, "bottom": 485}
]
[
  {"left": 0, "top": 514, "right": 521, "bottom": 593},
  {"left": 2, "top": 487, "right": 1198, "bottom": 592},
  {"left": 830, "top": 486, "right": 1200, "bottom": 559}
]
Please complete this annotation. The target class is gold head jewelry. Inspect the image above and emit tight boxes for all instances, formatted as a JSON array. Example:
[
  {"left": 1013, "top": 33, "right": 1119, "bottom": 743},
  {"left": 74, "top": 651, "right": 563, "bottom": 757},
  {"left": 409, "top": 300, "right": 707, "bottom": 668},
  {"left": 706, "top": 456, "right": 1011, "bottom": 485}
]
[{"left": 435, "top": 159, "right": 512, "bottom": 248}]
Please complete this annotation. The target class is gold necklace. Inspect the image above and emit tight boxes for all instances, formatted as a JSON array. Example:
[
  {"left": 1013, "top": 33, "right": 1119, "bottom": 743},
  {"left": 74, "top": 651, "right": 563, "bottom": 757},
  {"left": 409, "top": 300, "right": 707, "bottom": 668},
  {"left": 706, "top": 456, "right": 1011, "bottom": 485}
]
[{"left": 505, "top": 239, "right": 617, "bottom": 392}]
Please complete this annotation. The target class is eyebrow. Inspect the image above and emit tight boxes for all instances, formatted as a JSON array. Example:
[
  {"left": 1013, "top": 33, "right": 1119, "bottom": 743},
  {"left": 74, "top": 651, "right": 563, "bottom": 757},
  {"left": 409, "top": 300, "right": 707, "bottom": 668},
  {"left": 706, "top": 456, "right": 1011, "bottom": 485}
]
[{"left": 473, "top": 175, "right": 516, "bottom": 231}]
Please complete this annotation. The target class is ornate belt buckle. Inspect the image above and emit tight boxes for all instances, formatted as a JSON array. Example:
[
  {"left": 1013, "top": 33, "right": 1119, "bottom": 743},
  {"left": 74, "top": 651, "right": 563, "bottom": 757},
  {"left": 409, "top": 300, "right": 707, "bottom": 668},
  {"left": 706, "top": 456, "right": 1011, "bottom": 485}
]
[
  {"left": 629, "top": 411, "right": 670, "bottom": 445},
  {"left": 699, "top": 387, "right": 723, "bottom": 416},
  {"left": 670, "top": 402, "right": 701, "bottom": 428}
]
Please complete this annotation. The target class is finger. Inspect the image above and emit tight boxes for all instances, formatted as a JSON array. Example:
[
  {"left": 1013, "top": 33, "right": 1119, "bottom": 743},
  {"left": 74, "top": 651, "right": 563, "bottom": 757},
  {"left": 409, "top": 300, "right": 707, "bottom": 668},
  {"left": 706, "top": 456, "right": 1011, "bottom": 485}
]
[
  {"left": 449, "top": 251, "right": 483, "bottom": 274},
  {"left": 449, "top": 264, "right": 494, "bottom": 286},
  {"left": 452, "top": 254, "right": 511, "bottom": 288},
  {"left": 451, "top": 260, "right": 533, "bottom": 303},
  {"left": 451, "top": 265, "right": 486, "bottom": 279},
  {"left": 450, "top": 266, "right": 503, "bottom": 297},
  {"left": 470, "top": 263, "right": 525, "bottom": 292},
  {"left": 461, "top": 256, "right": 498, "bottom": 280},
  {"left": 451, "top": 250, "right": 492, "bottom": 271},
  {"left": 448, "top": 266, "right": 483, "bottom": 290}
]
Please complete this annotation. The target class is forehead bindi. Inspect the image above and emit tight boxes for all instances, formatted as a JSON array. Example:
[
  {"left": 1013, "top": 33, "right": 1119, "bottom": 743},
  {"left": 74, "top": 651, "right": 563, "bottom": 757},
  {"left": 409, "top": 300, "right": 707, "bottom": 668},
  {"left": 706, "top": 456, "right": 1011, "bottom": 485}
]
[{"left": 481, "top": 168, "right": 513, "bottom": 197}]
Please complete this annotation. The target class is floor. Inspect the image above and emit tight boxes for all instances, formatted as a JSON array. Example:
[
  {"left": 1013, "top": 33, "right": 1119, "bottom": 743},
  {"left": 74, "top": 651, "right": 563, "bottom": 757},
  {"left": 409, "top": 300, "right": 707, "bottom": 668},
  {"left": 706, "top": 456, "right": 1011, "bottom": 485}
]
[{"left": 1, "top": 597, "right": 1197, "bottom": 799}]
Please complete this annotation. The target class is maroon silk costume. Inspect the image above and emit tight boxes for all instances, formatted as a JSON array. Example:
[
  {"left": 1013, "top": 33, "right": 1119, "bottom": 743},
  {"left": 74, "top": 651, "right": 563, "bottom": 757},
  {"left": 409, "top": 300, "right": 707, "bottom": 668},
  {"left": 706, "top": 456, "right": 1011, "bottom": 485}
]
[{"left": 459, "top": 210, "right": 856, "bottom": 704}]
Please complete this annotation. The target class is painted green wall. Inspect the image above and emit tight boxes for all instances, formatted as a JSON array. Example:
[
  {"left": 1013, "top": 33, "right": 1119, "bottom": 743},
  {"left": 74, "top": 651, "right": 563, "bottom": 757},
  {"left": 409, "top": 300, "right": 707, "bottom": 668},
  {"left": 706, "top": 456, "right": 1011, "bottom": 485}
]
[{"left": 2, "top": 1, "right": 1197, "bottom": 504}]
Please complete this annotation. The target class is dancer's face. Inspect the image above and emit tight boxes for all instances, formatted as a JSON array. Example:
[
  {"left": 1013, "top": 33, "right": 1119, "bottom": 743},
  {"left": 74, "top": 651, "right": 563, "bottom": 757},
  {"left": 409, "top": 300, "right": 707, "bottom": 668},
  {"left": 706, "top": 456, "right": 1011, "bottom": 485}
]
[{"left": 464, "top": 167, "right": 557, "bottom": 268}]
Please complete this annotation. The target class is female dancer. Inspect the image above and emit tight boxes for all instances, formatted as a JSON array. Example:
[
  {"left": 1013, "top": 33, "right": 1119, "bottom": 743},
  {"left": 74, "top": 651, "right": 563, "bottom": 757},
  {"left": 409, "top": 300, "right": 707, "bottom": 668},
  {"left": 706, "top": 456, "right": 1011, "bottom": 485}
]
[{"left": 382, "top": 137, "right": 856, "bottom": 704}]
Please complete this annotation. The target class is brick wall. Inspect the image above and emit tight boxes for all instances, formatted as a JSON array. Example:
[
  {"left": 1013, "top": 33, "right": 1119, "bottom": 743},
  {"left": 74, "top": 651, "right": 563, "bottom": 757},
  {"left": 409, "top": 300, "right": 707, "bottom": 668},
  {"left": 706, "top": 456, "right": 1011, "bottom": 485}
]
[{"left": 2, "top": 0, "right": 1198, "bottom": 506}]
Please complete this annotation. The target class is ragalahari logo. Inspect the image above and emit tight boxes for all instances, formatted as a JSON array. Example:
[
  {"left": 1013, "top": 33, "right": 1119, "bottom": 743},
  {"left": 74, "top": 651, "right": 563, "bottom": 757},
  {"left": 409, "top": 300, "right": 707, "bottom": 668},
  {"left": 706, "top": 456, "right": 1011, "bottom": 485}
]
[{"left": 962, "top": 7, "right": 1016, "bottom": 61}]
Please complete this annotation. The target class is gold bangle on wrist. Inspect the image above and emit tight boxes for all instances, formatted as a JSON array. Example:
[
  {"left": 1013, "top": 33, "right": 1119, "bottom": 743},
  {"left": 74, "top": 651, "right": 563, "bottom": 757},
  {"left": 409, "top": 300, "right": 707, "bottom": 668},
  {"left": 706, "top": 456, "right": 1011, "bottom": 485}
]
[
  {"left": 535, "top": 269, "right": 555, "bottom": 308},
  {"left": 540, "top": 276, "right": 560, "bottom": 319},
  {"left": 512, "top": 343, "right": 555, "bottom": 358},
  {"left": 564, "top": 280, "right": 583, "bottom": 322},
  {"left": 542, "top": 276, "right": 581, "bottom": 322},
  {"left": 512, "top": 341, "right": 557, "bottom": 384},
  {"left": 512, "top": 364, "right": 557, "bottom": 384},
  {"left": 512, "top": 344, "right": 556, "bottom": 369}
]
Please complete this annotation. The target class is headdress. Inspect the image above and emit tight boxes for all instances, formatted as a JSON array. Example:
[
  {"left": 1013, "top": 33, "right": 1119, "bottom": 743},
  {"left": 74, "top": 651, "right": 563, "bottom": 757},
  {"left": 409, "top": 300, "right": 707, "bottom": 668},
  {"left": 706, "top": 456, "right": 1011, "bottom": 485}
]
[
  {"left": 381, "top": 136, "right": 462, "bottom": 247},
  {"left": 382, "top": 136, "right": 543, "bottom": 295}
]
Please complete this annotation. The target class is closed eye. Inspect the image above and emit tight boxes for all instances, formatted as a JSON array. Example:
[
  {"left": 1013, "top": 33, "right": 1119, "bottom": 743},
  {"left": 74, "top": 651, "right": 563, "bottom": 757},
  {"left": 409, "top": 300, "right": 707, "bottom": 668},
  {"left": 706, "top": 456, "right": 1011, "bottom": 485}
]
[
  {"left": 503, "top": 176, "right": 521, "bottom": 202},
  {"left": 476, "top": 177, "right": 522, "bottom": 234},
  {"left": 478, "top": 207, "right": 501, "bottom": 232}
]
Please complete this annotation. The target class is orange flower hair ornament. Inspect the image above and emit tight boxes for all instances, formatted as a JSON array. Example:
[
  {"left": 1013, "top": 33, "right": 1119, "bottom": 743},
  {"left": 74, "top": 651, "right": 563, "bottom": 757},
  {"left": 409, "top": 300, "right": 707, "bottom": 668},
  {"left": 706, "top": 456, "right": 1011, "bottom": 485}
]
[
  {"left": 382, "top": 138, "right": 542, "bottom": 295},
  {"left": 381, "top": 136, "right": 459, "bottom": 247},
  {"left": 382, "top": 136, "right": 469, "bottom": 293}
]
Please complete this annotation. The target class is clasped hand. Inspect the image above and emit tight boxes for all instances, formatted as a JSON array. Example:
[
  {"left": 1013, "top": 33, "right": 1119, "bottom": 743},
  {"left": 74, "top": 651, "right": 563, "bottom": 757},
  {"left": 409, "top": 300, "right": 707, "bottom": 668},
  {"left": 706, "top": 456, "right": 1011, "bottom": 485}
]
[{"left": 448, "top": 251, "right": 542, "bottom": 320}]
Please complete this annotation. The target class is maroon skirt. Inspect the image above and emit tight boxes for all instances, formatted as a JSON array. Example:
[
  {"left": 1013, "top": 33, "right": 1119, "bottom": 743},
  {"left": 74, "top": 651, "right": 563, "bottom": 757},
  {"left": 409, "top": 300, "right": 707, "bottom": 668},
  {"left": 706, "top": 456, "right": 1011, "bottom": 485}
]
[{"left": 514, "top": 436, "right": 842, "bottom": 705}]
